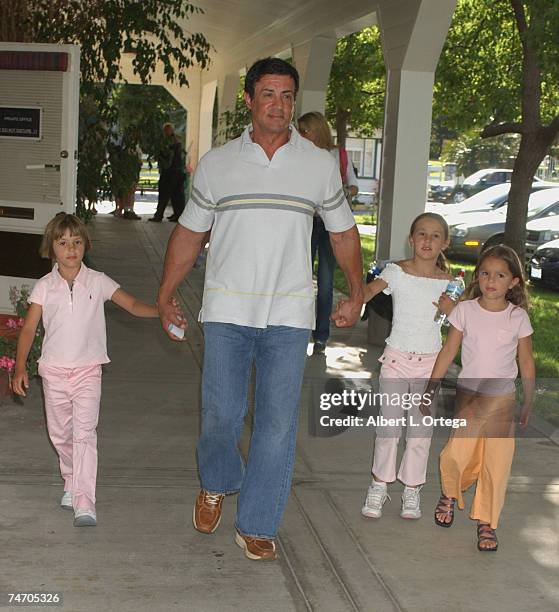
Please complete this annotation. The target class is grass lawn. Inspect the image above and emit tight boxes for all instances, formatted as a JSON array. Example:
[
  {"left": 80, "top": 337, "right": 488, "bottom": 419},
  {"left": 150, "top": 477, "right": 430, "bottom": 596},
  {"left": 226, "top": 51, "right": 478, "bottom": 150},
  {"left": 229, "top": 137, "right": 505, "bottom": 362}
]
[{"left": 329, "top": 235, "right": 559, "bottom": 426}]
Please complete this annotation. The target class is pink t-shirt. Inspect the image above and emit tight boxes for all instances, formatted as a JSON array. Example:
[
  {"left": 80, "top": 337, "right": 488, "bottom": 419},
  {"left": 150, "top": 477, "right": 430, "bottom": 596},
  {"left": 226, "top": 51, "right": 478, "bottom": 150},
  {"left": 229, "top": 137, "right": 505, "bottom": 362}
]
[
  {"left": 29, "top": 263, "right": 120, "bottom": 367},
  {"left": 448, "top": 298, "right": 533, "bottom": 393}
]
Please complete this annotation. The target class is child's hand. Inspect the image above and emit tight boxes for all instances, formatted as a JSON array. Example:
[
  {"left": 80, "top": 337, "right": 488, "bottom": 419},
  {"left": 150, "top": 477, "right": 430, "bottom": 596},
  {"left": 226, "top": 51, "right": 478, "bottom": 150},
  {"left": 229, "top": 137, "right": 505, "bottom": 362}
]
[
  {"left": 433, "top": 293, "right": 455, "bottom": 316},
  {"left": 418, "top": 397, "right": 432, "bottom": 417},
  {"left": 12, "top": 369, "right": 29, "bottom": 397},
  {"left": 518, "top": 404, "right": 532, "bottom": 430}
]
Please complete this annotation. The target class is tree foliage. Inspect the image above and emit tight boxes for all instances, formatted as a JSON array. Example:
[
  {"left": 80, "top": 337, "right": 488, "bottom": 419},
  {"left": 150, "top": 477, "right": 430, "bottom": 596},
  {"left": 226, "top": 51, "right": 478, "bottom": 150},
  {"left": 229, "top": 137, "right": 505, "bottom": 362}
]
[
  {"left": 435, "top": 0, "right": 559, "bottom": 258},
  {"left": 326, "top": 27, "right": 385, "bottom": 148},
  {"left": 442, "top": 131, "right": 520, "bottom": 176}
]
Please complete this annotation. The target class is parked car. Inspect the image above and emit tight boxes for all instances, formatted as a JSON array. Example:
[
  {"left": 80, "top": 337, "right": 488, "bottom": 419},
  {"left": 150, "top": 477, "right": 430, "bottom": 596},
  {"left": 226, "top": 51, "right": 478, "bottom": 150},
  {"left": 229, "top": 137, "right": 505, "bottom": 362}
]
[
  {"left": 426, "top": 181, "right": 556, "bottom": 225},
  {"left": 428, "top": 180, "right": 455, "bottom": 202},
  {"left": 529, "top": 239, "right": 559, "bottom": 289},
  {"left": 447, "top": 188, "right": 559, "bottom": 260},
  {"left": 447, "top": 169, "right": 549, "bottom": 203},
  {"left": 525, "top": 215, "right": 559, "bottom": 260},
  {"left": 450, "top": 169, "right": 514, "bottom": 203}
]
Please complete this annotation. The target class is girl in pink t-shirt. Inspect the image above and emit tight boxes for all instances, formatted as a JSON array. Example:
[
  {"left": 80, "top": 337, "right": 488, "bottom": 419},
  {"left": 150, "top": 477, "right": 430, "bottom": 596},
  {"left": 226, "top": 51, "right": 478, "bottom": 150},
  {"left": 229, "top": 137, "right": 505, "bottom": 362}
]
[
  {"left": 424, "top": 245, "right": 535, "bottom": 552},
  {"left": 12, "top": 214, "right": 160, "bottom": 528}
]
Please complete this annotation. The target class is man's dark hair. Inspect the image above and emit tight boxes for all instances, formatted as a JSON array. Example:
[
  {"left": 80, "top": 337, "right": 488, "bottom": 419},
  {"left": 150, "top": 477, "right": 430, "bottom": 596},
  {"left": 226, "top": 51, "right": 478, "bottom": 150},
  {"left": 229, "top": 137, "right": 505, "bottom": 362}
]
[{"left": 244, "top": 57, "right": 299, "bottom": 99}]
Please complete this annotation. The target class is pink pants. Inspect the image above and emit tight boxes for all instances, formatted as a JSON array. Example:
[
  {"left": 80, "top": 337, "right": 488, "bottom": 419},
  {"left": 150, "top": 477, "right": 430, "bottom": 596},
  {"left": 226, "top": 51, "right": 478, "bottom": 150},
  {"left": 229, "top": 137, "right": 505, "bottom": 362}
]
[
  {"left": 372, "top": 346, "right": 438, "bottom": 486},
  {"left": 39, "top": 363, "right": 102, "bottom": 512}
]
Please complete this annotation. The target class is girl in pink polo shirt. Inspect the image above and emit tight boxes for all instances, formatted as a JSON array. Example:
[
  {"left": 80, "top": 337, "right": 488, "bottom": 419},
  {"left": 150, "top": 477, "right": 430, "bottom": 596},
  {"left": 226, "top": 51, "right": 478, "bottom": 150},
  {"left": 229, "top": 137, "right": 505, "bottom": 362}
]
[
  {"left": 425, "top": 245, "right": 535, "bottom": 552},
  {"left": 12, "top": 213, "right": 159, "bottom": 527}
]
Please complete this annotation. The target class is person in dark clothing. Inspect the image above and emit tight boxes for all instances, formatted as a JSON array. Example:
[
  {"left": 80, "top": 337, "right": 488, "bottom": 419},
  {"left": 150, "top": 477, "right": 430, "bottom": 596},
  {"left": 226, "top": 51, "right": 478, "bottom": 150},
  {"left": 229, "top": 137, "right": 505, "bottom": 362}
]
[{"left": 149, "top": 123, "right": 186, "bottom": 222}]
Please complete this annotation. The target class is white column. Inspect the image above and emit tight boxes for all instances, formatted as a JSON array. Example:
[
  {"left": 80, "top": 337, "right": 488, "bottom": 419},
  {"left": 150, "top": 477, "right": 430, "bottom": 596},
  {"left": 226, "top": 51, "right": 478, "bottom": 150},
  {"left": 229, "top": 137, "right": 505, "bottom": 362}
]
[
  {"left": 163, "top": 74, "right": 202, "bottom": 168},
  {"left": 292, "top": 36, "right": 337, "bottom": 117},
  {"left": 375, "top": 0, "right": 456, "bottom": 260},
  {"left": 215, "top": 72, "right": 241, "bottom": 145},
  {"left": 375, "top": 69, "right": 435, "bottom": 259},
  {"left": 198, "top": 80, "right": 217, "bottom": 161}
]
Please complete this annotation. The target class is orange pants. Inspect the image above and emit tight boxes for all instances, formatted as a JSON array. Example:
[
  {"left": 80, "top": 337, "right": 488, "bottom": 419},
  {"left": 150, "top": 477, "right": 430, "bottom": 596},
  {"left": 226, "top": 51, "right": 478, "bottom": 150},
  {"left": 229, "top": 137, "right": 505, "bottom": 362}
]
[{"left": 439, "top": 390, "right": 515, "bottom": 529}]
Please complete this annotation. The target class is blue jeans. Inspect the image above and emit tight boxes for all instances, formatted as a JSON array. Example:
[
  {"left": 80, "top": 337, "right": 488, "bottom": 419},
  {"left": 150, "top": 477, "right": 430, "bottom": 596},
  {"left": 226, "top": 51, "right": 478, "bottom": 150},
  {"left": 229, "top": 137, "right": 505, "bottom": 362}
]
[
  {"left": 311, "top": 217, "right": 336, "bottom": 343},
  {"left": 198, "top": 322, "right": 310, "bottom": 539}
]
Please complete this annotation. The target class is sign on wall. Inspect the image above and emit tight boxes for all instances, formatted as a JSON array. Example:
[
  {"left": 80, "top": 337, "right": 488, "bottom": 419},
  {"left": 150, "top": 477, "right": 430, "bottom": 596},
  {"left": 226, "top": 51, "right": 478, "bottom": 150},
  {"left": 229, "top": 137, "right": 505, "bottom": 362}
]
[{"left": 0, "top": 106, "right": 42, "bottom": 140}]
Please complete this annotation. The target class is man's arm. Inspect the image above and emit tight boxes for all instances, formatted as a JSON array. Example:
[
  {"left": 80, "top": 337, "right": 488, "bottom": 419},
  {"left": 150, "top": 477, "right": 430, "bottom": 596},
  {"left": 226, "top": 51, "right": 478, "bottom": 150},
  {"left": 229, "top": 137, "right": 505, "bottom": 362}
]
[
  {"left": 157, "top": 224, "right": 209, "bottom": 340},
  {"left": 329, "top": 225, "right": 364, "bottom": 327}
]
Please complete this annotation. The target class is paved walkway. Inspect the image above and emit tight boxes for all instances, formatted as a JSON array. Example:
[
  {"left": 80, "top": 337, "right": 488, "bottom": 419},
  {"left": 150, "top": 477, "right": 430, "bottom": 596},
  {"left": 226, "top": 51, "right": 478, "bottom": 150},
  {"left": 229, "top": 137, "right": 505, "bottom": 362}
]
[{"left": 1, "top": 214, "right": 558, "bottom": 611}]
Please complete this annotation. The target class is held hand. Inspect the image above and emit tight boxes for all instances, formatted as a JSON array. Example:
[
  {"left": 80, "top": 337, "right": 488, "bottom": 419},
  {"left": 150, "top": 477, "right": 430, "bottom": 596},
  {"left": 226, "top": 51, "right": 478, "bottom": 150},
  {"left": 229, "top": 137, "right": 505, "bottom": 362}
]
[
  {"left": 433, "top": 293, "right": 456, "bottom": 316},
  {"left": 432, "top": 293, "right": 455, "bottom": 316},
  {"left": 12, "top": 369, "right": 29, "bottom": 397},
  {"left": 419, "top": 399, "right": 432, "bottom": 417},
  {"left": 419, "top": 387, "right": 438, "bottom": 417},
  {"left": 158, "top": 296, "right": 187, "bottom": 341},
  {"left": 331, "top": 297, "right": 362, "bottom": 328},
  {"left": 518, "top": 404, "right": 532, "bottom": 430}
]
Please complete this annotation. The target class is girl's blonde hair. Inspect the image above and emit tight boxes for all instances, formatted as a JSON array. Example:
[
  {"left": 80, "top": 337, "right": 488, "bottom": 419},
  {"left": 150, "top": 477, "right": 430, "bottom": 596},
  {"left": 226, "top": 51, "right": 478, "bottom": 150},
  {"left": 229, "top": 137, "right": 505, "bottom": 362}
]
[
  {"left": 40, "top": 213, "right": 91, "bottom": 260},
  {"left": 409, "top": 212, "right": 450, "bottom": 272},
  {"left": 297, "top": 111, "right": 336, "bottom": 151},
  {"left": 464, "top": 244, "right": 530, "bottom": 310}
]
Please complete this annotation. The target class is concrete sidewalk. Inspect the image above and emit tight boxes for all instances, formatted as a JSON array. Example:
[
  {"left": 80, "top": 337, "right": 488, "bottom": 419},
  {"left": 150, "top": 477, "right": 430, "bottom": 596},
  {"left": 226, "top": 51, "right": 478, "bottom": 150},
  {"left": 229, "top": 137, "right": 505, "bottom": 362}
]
[{"left": 1, "top": 215, "right": 558, "bottom": 612}]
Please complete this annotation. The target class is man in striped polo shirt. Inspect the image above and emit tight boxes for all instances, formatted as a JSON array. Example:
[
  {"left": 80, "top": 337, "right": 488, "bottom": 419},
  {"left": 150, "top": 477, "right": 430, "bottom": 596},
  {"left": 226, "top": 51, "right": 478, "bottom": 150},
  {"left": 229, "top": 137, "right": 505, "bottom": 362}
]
[{"left": 157, "top": 57, "right": 363, "bottom": 560}]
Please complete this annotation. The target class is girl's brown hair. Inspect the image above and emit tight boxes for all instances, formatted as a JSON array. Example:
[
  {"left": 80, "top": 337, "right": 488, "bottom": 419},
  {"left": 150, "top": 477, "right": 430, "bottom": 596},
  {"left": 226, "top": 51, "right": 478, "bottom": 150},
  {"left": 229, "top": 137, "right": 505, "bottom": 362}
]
[
  {"left": 297, "top": 111, "right": 336, "bottom": 151},
  {"left": 40, "top": 213, "right": 91, "bottom": 260},
  {"left": 464, "top": 244, "right": 530, "bottom": 310},
  {"left": 409, "top": 212, "right": 450, "bottom": 272}
]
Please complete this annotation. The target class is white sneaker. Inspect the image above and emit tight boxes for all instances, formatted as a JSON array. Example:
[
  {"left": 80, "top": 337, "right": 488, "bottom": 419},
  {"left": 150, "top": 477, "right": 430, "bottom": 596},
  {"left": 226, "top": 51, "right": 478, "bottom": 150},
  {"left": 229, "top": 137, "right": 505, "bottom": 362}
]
[
  {"left": 400, "top": 486, "right": 422, "bottom": 519},
  {"left": 361, "top": 484, "right": 390, "bottom": 518},
  {"left": 73, "top": 509, "right": 97, "bottom": 527},
  {"left": 60, "top": 491, "right": 73, "bottom": 511}
]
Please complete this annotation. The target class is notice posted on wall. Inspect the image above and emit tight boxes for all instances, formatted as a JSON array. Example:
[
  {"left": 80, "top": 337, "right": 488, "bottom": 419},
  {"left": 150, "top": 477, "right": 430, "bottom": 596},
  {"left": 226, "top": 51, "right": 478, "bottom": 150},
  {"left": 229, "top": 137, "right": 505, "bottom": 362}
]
[{"left": 0, "top": 106, "right": 42, "bottom": 140}]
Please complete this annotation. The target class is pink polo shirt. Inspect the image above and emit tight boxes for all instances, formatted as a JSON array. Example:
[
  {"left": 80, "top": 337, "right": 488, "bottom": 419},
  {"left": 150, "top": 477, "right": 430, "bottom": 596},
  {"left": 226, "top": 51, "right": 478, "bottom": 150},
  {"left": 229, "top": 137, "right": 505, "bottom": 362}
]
[
  {"left": 29, "top": 263, "right": 120, "bottom": 367},
  {"left": 448, "top": 298, "right": 533, "bottom": 394}
]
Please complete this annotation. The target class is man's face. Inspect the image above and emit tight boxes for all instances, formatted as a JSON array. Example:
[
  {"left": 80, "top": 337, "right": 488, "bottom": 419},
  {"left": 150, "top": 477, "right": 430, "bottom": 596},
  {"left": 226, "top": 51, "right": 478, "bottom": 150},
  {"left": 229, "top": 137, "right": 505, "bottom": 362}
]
[{"left": 244, "top": 74, "right": 295, "bottom": 136}]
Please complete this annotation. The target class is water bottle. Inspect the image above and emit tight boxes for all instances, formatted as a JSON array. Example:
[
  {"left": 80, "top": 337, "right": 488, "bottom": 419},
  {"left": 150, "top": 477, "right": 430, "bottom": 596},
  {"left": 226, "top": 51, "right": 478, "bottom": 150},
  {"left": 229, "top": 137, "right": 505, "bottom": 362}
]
[
  {"left": 434, "top": 269, "right": 465, "bottom": 326},
  {"left": 366, "top": 260, "right": 381, "bottom": 284}
]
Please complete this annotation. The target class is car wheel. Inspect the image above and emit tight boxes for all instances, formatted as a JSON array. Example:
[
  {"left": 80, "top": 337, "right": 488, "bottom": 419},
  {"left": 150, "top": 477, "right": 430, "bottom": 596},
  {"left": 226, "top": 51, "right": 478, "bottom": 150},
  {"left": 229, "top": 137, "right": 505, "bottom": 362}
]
[
  {"left": 481, "top": 235, "right": 504, "bottom": 253},
  {"left": 453, "top": 189, "right": 467, "bottom": 203}
]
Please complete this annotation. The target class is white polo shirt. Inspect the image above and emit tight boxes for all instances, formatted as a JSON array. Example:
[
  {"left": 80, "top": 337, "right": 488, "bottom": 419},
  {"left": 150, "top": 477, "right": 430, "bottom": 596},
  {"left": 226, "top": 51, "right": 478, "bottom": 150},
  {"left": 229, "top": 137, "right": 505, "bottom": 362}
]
[
  {"left": 179, "top": 125, "right": 355, "bottom": 329},
  {"left": 29, "top": 263, "right": 120, "bottom": 367}
]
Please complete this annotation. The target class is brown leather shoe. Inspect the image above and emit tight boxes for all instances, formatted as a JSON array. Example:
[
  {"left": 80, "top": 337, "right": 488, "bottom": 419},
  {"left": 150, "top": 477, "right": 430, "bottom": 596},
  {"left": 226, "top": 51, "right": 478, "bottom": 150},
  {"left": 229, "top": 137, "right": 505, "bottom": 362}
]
[
  {"left": 235, "top": 530, "right": 277, "bottom": 560},
  {"left": 193, "top": 490, "right": 224, "bottom": 534}
]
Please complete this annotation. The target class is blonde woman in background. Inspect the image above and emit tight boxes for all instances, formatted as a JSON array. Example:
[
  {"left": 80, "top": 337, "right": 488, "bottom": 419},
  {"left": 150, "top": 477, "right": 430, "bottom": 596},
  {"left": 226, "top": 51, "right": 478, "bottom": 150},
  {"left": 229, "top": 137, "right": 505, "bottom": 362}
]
[{"left": 298, "top": 111, "right": 359, "bottom": 354}]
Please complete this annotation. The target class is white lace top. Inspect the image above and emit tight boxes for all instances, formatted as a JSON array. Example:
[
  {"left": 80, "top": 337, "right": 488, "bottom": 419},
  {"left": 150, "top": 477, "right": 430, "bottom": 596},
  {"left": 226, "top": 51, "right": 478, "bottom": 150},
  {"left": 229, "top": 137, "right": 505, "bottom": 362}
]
[{"left": 380, "top": 263, "right": 450, "bottom": 354}]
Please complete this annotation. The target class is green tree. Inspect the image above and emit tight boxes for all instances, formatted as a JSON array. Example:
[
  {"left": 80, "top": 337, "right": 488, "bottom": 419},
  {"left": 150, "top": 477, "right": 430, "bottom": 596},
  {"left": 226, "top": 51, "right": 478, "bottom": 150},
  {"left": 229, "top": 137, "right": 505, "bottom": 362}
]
[
  {"left": 442, "top": 130, "right": 520, "bottom": 176},
  {"left": 435, "top": 0, "right": 559, "bottom": 259},
  {"left": 326, "top": 27, "right": 385, "bottom": 148}
]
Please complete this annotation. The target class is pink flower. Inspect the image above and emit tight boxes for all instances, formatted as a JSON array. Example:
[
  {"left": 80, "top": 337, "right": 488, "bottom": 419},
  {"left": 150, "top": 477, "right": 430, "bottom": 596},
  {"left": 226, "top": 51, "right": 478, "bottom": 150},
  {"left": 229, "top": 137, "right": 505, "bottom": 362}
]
[
  {"left": 6, "top": 318, "right": 18, "bottom": 329},
  {"left": 0, "top": 356, "right": 16, "bottom": 372}
]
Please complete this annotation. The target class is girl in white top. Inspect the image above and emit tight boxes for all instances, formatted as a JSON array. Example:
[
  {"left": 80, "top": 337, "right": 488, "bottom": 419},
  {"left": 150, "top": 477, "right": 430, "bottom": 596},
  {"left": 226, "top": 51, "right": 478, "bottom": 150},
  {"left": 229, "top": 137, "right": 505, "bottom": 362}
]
[{"left": 359, "top": 212, "right": 453, "bottom": 520}]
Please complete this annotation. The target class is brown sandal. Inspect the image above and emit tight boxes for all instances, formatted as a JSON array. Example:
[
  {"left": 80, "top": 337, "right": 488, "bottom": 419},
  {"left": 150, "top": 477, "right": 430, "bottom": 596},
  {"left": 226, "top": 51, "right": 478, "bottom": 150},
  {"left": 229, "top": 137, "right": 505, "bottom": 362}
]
[
  {"left": 477, "top": 523, "right": 498, "bottom": 552},
  {"left": 434, "top": 494, "right": 456, "bottom": 528}
]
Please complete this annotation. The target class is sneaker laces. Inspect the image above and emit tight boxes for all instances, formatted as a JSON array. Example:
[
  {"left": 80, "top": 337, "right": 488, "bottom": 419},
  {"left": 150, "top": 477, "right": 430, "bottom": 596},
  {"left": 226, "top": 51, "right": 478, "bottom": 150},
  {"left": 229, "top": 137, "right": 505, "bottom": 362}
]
[
  {"left": 402, "top": 486, "right": 421, "bottom": 508},
  {"left": 204, "top": 492, "right": 223, "bottom": 507},
  {"left": 366, "top": 485, "right": 389, "bottom": 508}
]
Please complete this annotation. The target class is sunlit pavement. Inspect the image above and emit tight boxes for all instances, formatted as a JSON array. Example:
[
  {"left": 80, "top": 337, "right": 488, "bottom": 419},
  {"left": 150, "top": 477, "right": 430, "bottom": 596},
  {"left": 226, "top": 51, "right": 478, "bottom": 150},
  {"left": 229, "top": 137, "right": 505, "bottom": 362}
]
[{"left": 1, "top": 212, "right": 558, "bottom": 611}]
